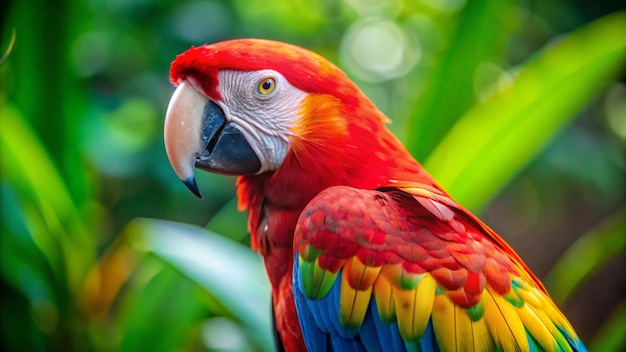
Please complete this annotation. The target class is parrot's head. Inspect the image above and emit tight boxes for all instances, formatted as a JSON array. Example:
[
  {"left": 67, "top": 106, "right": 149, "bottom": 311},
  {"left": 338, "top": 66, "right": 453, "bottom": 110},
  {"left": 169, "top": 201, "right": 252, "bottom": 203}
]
[{"left": 165, "top": 38, "right": 411, "bottom": 198}]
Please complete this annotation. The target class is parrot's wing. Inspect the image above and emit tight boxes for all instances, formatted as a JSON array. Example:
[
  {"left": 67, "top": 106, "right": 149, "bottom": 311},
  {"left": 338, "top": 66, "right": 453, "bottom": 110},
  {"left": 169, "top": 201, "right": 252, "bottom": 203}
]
[{"left": 293, "top": 184, "right": 586, "bottom": 352}]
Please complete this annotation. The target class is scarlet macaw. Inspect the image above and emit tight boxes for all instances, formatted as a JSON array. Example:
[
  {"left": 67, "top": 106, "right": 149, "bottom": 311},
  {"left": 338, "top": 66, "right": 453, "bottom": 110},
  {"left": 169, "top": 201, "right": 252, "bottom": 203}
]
[{"left": 164, "top": 39, "right": 586, "bottom": 352}]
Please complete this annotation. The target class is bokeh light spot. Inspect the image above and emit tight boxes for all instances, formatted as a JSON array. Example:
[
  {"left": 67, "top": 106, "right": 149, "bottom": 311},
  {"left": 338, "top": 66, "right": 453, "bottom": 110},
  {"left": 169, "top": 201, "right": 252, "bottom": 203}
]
[
  {"left": 71, "top": 31, "right": 110, "bottom": 77},
  {"left": 344, "top": 0, "right": 403, "bottom": 19},
  {"left": 173, "top": 1, "right": 232, "bottom": 43},
  {"left": 201, "top": 317, "right": 252, "bottom": 350},
  {"left": 421, "top": 0, "right": 466, "bottom": 13},
  {"left": 340, "top": 20, "right": 421, "bottom": 82}
]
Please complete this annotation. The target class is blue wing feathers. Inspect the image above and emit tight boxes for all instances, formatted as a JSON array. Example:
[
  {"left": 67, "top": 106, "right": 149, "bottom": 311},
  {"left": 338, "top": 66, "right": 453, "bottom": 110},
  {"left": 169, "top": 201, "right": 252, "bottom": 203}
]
[
  {"left": 293, "top": 259, "right": 329, "bottom": 351},
  {"left": 361, "top": 300, "right": 394, "bottom": 352},
  {"left": 330, "top": 335, "right": 366, "bottom": 352},
  {"left": 311, "top": 286, "right": 332, "bottom": 334},
  {"left": 418, "top": 320, "right": 439, "bottom": 352},
  {"left": 526, "top": 331, "right": 541, "bottom": 352},
  {"left": 402, "top": 320, "right": 439, "bottom": 352},
  {"left": 295, "top": 258, "right": 409, "bottom": 351},
  {"left": 294, "top": 255, "right": 586, "bottom": 352},
  {"left": 369, "top": 300, "right": 408, "bottom": 352},
  {"left": 295, "top": 259, "right": 366, "bottom": 351},
  {"left": 295, "top": 257, "right": 439, "bottom": 352},
  {"left": 357, "top": 309, "right": 379, "bottom": 351},
  {"left": 329, "top": 273, "right": 355, "bottom": 339},
  {"left": 558, "top": 326, "right": 588, "bottom": 352}
]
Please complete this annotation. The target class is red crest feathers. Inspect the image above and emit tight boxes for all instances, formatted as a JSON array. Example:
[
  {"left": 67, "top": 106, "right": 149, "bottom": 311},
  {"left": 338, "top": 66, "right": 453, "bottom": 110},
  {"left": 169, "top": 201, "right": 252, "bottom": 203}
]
[{"left": 170, "top": 38, "right": 359, "bottom": 105}]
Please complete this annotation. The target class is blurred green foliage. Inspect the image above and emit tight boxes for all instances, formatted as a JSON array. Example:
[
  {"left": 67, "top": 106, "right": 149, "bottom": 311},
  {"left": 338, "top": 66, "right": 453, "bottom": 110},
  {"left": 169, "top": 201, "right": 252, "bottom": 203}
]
[{"left": 1, "top": 0, "right": 625, "bottom": 351}]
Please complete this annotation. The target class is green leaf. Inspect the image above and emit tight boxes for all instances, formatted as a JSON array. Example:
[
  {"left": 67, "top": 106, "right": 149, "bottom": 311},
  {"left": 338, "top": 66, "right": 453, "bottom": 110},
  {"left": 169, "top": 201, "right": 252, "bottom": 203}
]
[
  {"left": 0, "top": 103, "right": 94, "bottom": 292},
  {"left": 115, "top": 258, "right": 210, "bottom": 352},
  {"left": 406, "top": 0, "right": 512, "bottom": 161},
  {"left": 125, "top": 218, "right": 274, "bottom": 352},
  {"left": 589, "top": 301, "right": 626, "bottom": 352},
  {"left": 424, "top": 11, "right": 626, "bottom": 212},
  {"left": 0, "top": 28, "right": 15, "bottom": 65},
  {"left": 206, "top": 197, "right": 249, "bottom": 243},
  {"left": 545, "top": 209, "right": 625, "bottom": 304}
]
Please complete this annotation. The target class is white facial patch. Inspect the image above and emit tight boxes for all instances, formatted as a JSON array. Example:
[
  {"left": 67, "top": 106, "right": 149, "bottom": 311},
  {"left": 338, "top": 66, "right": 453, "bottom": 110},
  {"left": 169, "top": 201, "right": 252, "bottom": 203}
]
[{"left": 215, "top": 70, "right": 308, "bottom": 173}]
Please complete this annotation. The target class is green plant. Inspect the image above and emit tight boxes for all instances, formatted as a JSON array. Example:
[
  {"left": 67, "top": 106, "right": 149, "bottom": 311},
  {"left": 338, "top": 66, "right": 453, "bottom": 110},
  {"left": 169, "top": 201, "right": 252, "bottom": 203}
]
[{"left": 1, "top": 1, "right": 624, "bottom": 351}]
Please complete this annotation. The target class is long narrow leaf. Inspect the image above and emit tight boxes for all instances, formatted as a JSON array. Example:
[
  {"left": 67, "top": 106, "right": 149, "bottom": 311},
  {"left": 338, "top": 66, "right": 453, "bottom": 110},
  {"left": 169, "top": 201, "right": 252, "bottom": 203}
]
[
  {"left": 406, "top": 0, "right": 511, "bottom": 160},
  {"left": 116, "top": 259, "right": 211, "bottom": 352},
  {"left": 589, "top": 301, "right": 626, "bottom": 352},
  {"left": 545, "top": 209, "right": 625, "bottom": 304},
  {"left": 0, "top": 103, "right": 94, "bottom": 290},
  {"left": 126, "top": 218, "right": 274, "bottom": 352},
  {"left": 424, "top": 11, "right": 626, "bottom": 212}
]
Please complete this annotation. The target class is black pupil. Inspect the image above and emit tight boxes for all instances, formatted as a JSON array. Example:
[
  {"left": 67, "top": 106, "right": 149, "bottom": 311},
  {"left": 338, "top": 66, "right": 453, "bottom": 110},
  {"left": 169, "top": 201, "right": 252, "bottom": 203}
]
[{"left": 262, "top": 80, "right": 272, "bottom": 91}]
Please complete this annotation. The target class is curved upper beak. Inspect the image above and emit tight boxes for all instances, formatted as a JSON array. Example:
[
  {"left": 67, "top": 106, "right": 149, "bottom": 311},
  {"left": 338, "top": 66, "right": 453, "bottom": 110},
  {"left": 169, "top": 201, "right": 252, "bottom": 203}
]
[{"left": 164, "top": 80, "right": 261, "bottom": 198}]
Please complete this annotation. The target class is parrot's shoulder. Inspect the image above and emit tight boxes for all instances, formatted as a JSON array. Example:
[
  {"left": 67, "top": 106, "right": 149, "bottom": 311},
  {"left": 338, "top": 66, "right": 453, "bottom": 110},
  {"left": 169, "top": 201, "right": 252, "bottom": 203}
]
[
  {"left": 294, "top": 182, "right": 522, "bottom": 301},
  {"left": 293, "top": 183, "right": 587, "bottom": 351},
  {"left": 301, "top": 182, "right": 544, "bottom": 282}
]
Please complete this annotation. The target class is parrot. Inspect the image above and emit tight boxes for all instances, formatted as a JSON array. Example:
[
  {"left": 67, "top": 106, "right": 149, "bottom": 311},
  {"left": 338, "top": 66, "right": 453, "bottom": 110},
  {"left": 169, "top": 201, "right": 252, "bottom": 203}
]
[{"left": 163, "top": 38, "right": 587, "bottom": 352}]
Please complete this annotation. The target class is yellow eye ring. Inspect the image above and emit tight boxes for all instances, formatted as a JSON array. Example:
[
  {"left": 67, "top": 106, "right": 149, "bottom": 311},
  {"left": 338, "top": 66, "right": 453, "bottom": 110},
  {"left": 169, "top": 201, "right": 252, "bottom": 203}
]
[{"left": 257, "top": 77, "right": 276, "bottom": 96}]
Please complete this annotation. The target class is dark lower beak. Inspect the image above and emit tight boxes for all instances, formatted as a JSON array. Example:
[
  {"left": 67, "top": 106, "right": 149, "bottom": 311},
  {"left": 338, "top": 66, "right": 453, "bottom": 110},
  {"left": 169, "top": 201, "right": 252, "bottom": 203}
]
[
  {"left": 164, "top": 81, "right": 261, "bottom": 198},
  {"left": 196, "top": 101, "right": 262, "bottom": 175}
]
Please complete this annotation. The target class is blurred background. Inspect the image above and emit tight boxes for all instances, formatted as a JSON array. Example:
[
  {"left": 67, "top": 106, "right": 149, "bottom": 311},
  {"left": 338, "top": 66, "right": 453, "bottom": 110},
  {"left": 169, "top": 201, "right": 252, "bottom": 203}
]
[{"left": 1, "top": 0, "right": 624, "bottom": 351}]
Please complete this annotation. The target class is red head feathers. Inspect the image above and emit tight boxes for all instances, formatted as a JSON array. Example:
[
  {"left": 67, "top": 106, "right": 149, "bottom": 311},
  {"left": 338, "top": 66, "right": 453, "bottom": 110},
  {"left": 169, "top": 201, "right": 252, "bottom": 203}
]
[{"left": 170, "top": 39, "right": 360, "bottom": 105}]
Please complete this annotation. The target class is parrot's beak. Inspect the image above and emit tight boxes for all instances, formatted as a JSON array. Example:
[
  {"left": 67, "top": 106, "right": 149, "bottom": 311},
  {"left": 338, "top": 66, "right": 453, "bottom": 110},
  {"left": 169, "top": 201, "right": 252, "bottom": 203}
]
[{"left": 164, "top": 80, "right": 261, "bottom": 198}]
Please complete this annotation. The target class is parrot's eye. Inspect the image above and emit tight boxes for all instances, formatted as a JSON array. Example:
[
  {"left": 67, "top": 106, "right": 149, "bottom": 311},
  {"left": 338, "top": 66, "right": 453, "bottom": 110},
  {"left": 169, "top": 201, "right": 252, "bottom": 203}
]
[{"left": 256, "top": 77, "right": 276, "bottom": 98}]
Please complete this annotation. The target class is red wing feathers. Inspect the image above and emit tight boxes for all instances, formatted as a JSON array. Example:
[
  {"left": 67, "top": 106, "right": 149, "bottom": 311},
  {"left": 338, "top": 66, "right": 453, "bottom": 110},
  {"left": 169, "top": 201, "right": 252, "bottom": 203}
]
[
  {"left": 295, "top": 184, "right": 520, "bottom": 307},
  {"left": 293, "top": 183, "right": 585, "bottom": 351}
]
